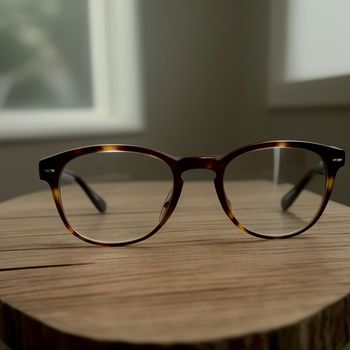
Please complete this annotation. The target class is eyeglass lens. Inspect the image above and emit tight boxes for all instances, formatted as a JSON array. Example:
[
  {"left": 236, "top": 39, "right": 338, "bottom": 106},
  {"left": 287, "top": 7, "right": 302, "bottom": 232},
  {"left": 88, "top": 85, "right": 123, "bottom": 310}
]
[
  {"left": 59, "top": 152, "right": 174, "bottom": 243},
  {"left": 223, "top": 147, "right": 326, "bottom": 237}
]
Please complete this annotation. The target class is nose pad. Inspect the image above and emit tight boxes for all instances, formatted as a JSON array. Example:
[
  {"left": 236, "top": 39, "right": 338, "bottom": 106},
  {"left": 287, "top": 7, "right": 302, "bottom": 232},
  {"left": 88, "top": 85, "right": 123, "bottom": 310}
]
[
  {"left": 159, "top": 189, "right": 173, "bottom": 222},
  {"left": 227, "top": 198, "right": 232, "bottom": 210}
]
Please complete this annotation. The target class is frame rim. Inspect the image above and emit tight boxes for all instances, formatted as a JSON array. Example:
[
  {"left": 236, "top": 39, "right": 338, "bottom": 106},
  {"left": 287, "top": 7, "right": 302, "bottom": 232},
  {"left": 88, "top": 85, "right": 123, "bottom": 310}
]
[{"left": 39, "top": 140, "right": 345, "bottom": 246}]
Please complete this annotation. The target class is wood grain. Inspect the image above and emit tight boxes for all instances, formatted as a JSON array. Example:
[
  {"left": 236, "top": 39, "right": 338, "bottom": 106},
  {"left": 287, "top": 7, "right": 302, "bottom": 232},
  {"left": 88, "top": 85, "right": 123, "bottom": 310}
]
[{"left": 1, "top": 181, "right": 350, "bottom": 349}]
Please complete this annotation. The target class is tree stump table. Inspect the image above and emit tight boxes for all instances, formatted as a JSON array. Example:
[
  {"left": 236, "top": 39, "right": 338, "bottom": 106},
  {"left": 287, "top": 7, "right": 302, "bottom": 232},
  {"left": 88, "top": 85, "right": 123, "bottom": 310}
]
[{"left": 1, "top": 182, "right": 350, "bottom": 349}]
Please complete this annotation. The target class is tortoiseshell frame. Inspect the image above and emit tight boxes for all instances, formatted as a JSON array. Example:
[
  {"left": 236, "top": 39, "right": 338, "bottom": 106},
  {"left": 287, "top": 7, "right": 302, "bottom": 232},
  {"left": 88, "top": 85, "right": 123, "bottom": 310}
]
[{"left": 39, "top": 140, "right": 345, "bottom": 246}]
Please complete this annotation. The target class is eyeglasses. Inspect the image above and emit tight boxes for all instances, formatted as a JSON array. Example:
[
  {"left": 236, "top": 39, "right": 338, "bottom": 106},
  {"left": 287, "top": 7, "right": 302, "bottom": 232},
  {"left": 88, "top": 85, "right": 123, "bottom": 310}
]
[{"left": 39, "top": 140, "right": 345, "bottom": 246}]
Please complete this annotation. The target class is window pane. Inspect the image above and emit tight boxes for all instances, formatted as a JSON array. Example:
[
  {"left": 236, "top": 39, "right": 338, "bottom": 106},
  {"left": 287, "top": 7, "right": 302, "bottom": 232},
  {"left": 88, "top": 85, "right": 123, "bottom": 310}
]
[
  {"left": 286, "top": 0, "right": 350, "bottom": 82},
  {"left": 0, "top": 0, "right": 93, "bottom": 109}
]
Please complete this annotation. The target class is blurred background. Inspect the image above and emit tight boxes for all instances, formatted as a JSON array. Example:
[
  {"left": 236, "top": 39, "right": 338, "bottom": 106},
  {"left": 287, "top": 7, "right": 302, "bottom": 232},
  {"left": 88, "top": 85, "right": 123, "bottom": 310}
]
[{"left": 0, "top": 0, "right": 349, "bottom": 204}]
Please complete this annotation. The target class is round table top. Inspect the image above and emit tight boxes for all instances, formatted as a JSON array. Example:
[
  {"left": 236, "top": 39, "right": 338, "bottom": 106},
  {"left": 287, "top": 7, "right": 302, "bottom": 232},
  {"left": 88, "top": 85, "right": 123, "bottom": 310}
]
[{"left": 1, "top": 182, "right": 350, "bottom": 349}]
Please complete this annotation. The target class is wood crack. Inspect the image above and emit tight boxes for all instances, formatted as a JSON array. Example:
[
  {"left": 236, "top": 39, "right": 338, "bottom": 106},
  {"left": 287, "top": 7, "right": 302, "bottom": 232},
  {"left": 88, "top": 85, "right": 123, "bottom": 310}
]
[{"left": 0, "top": 263, "right": 92, "bottom": 272}]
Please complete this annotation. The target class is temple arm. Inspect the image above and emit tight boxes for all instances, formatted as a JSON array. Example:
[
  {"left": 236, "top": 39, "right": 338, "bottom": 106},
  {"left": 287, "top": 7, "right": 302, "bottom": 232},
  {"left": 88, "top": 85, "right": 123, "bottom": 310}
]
[
  {"left": 281, "top": 162, "right": 324, "bottom": 211},
  {"left": 62, "top": 170, "right": 107, "bottom": 213}
]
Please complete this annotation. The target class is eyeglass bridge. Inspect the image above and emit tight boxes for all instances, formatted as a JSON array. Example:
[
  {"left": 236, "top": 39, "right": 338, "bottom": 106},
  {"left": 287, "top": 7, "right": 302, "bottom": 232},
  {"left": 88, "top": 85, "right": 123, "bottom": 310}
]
[{"left": 177, "top": 156, "right": 220, "bottom": 173}]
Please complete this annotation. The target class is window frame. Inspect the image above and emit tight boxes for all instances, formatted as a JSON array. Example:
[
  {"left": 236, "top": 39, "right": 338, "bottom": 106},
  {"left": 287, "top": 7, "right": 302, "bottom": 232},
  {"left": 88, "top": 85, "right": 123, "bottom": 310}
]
[
  {"left": 0, "top": 0, "right": 144, "bottom": 140},
  {"left": 268, "top": 0, "right": 350, "bottom": 107}
]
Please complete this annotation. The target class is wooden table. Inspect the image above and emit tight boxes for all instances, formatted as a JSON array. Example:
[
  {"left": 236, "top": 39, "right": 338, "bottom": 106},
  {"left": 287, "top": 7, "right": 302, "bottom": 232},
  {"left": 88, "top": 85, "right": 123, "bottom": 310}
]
[{"left": 1, "top": 181, "right": 350, "bottom": 349}]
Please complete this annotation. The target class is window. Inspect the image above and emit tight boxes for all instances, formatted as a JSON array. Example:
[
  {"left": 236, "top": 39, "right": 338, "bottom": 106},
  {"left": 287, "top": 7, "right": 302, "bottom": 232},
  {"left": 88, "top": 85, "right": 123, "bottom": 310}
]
[
  {"left": 268, "top": 0, "right": 350, "bottom": 106},
  {"left": 0, "top": 0, "right": 143, "bottom": 139}
]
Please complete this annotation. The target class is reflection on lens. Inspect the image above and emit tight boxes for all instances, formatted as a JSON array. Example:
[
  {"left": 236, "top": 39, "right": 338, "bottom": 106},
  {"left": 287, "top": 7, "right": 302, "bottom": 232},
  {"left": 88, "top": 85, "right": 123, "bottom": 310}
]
[
  {"left": 223, "top": 147, "right": 326, "bottom": 237},
  {"left": 59, "top": 152, "right": 173, "bottom": 243}
]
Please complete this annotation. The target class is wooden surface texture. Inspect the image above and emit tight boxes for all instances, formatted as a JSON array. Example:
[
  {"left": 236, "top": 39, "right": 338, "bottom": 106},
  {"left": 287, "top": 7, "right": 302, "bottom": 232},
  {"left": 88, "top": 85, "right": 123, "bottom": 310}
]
[{"left": 1, "top": 181, "right": 350, "bottom": 349}]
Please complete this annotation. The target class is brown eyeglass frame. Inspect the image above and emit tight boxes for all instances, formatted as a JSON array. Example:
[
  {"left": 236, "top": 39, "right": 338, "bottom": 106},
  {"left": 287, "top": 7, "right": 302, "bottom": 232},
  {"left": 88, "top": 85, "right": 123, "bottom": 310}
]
[{"left": 39, "top": 140, "right": 345, "bottom": 246}]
